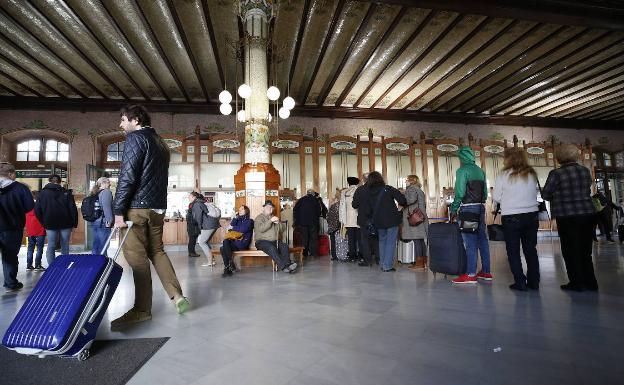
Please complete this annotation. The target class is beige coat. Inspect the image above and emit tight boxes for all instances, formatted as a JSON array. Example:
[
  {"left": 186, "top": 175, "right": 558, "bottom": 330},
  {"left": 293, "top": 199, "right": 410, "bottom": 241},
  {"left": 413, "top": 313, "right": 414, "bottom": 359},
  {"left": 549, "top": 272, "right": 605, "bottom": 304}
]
[
  {"left": 254, "top": 213, "right": 285, "bottom": 242},
  {"left": 339, "top": 185, "right": 359, "bottom": 228}
]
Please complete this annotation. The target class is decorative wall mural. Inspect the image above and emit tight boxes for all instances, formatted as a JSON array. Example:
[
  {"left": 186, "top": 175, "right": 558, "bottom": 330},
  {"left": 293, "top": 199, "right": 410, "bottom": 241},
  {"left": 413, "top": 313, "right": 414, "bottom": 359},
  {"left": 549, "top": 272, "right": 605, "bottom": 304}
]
[
  {"left": 213, "top": 139, "right": 240, "bottom": 149},
  {"left": 483, "top": 145, "right": 505, "bottom": 154},
  {"left": 163, "top": 138, "right": 183, "bottom": 149},
  {"left": 526, "top": 146, "right": 545, "bottom": 155},
  {"left": 436, "top": 143, "right": 459, "bottom": 152},
  {"left": 331, "top": 140, "right": 357, "bottom": 150},
  {"left": 386, "top": 142, "right": 410, "bottom": 152},
  {"left": 272, "top": 139, "right": 299, "bottom": 149}
]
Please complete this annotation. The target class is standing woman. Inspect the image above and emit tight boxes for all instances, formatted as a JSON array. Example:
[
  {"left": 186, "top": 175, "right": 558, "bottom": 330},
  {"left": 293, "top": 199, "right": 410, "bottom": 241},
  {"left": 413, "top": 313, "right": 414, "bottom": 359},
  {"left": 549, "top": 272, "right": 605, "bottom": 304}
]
[
  {"left": 401, "top": 175, "right": 428, "bottom": 270},
  {"left": 192, "top": 193, "right": 220, "bottom": 266},
  {"left": 542, "top": 144, "right": 598, "bottom": 292},
  {"left": 363, "top": 171, "right": 407, "bottom": 272},
  {"left": 90, "top": 177, "right": 114, "bottom": 256},
  {"left": 492, "top": 148, "right": 540, "bottom": 291},
  {"left": 186, "top": 192, "right": 201, "bottom": 258},
  {"left": 327, "top": 189, "right": 342, "bottom": 261}
]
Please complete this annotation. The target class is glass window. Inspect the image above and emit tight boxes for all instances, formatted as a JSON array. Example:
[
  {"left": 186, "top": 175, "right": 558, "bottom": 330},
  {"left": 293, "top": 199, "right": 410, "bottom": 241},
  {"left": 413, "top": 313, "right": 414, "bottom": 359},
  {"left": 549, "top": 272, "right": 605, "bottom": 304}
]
[
  {"left": 16, "top": 139, "right": 41, "bottom": 161},
  {"left": 106, "top": 142, "right": 124, "bottom": 162},
  {"left": 45, "top": 139, "right": 69, "bottom": 162}
]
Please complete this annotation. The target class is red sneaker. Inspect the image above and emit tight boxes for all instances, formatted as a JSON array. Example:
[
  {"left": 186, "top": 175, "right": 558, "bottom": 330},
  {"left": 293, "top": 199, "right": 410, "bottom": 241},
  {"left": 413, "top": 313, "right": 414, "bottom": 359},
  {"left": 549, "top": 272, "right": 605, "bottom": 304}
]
[
  {"left": 476, "top": 271, "right": 493, "bottom": 281},
  {"left": 452, "top": 274, "right": 478, "bottom": 285}
]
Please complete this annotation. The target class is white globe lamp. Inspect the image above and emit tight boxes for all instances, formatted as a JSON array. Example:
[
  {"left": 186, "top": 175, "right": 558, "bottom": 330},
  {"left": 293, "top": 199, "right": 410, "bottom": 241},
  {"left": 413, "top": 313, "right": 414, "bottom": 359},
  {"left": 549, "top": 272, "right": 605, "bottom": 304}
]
[
  {"left": 283, "top": 96, "right": 295, "bottom": 110},
  {"left": 237, "top": 110, "right": 247, "bottom": 122},
  {"left": 266, "top": 86, "right": 280, "bottom": 101},
  {"left": 219, "top": 103, "right": 232, "bottom": 115},
  {"left": 278, "top": 107, "right": 290, "bottom": 119},
  {"left": 238, "top": 84, "right": 252, "bottom": 99},
  {"left": 218, "top": 90, "right": 232, "bottom": 104}
]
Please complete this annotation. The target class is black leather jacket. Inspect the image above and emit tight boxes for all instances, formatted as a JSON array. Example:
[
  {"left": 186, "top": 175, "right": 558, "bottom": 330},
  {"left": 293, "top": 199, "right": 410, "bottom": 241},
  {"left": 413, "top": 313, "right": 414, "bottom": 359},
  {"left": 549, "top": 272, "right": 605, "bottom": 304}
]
[{"left": 113, "top": 127, "right": 170, "bottom": 215}]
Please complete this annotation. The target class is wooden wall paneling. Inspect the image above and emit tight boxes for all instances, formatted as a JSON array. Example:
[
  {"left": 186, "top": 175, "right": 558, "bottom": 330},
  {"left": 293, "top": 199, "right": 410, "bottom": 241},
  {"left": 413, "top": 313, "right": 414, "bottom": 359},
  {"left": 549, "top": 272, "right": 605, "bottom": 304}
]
[
  {"left": 194, "top": 126, "right": 201, "bottom": 190},
  {"left": 312, "top": 139, "right": 320, "bottom": 194},
  {"left": 433, "top": 147, "right": 440, "bottom": 215},
  {"left": 299, "top": 141, "right": 306, "bottom": 198},
  {"left": 326, "top": 140, "right": 332, "bottom": 200},
  {"left": 356, "top": 139, "right": 363, "bottom": 178},
  {"left": 381, "top": 136, "right": 388, "bottom": 182},
  {"left": 368, "top": 131, "right": 375, "bottom": 172},
  {"left": 409, "top": 139, "right": 416, "bottom": 175}
]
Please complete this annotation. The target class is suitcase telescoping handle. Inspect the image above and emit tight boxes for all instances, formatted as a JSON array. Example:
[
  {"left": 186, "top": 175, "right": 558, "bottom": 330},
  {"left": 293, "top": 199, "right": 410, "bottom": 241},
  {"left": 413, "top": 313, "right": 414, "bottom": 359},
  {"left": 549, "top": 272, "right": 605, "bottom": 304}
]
[{"left": 101, "top": 221, "right": 133, "bottom": 261}]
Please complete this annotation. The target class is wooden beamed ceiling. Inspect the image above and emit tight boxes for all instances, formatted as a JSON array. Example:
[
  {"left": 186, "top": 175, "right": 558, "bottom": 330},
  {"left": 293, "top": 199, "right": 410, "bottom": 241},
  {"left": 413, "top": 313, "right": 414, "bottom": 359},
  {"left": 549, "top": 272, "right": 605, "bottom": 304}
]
[{"left": 0, "top": 0, "right": 623, "bottom": 129}]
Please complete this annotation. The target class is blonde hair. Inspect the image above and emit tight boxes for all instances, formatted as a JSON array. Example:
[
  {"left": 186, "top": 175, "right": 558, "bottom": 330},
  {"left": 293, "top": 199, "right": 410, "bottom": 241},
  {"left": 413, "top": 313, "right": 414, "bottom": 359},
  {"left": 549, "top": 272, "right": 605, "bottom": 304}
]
[
  {"left": 406, "top": 175, "right": 421, "bottom": 188},
  {"left": 90, "top": 177, "right": 110, "bottom": 196},
  {"left": 502, "top": 147, "right": 535, "bottom": 180},
  {"left": 555, "top": 144, "right": 580, "bottom": 164}
]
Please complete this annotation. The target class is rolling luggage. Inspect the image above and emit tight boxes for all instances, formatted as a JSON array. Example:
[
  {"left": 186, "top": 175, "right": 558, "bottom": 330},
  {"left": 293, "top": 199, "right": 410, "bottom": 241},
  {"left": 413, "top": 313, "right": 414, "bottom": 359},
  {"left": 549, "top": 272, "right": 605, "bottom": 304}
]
[
  {"left": 2, "top": 222, "right": 133, "bottom": 361},
  {"left": 428, "top": 222, "right": 467, "bottom": 277},
  {"left": 397, "top": 240, "right": 416, "bottom": 264},
  {"left": 318, "top": 234, "right": 330, "bottom": 256},
  {"left": 335, "top": 232, "right": 349, "bottom": 261}
]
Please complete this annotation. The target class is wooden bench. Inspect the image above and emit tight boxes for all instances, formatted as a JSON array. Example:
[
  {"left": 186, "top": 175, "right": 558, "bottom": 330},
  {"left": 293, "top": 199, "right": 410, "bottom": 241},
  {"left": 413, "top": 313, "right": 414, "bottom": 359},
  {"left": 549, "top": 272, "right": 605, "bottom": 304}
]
[{"left": 212, "top": 246, "right": 304, "bottom": 272}]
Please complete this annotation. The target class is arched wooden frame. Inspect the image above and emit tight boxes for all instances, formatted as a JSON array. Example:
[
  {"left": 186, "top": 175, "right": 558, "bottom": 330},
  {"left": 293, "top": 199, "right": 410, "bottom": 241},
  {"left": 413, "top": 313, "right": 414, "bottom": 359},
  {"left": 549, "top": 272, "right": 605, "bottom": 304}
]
[
  {"left": 98, "top": 132, "right": 125, "bottom": 169},
  {"left": 6, "top": 130, "right": 70, "bottom": 167},
  {"left": 211, "top": 134, "right": 242, "bottom": 163},
  {"left": 430, "top": 138, "right": 463, "bottom": 219},
  {"left": 357, "top": 134, "right": 384, "bottom": 179},
  {"left": 383, "top": 137, "right": 412, "bottom": 189},
  {"left": 327, "top": 135, "right": 358, "bottom": 196}
]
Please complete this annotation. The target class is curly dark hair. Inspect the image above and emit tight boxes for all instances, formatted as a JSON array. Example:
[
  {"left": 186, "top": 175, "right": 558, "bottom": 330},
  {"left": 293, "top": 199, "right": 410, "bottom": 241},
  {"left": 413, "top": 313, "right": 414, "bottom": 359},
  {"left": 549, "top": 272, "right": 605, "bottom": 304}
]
[
  {"left": 366, "top": 171, "right": 385, "bottom": 188},
  {"left": 120, "top": 105, "right": 151, "bottom": 127}
]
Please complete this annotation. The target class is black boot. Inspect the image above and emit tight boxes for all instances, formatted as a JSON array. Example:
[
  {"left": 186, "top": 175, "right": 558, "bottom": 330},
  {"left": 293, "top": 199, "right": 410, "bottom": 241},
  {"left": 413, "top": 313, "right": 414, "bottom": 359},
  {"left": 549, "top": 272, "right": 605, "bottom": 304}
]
[{"left": 222, "top": 266, "right": 233, "bottom": 278}]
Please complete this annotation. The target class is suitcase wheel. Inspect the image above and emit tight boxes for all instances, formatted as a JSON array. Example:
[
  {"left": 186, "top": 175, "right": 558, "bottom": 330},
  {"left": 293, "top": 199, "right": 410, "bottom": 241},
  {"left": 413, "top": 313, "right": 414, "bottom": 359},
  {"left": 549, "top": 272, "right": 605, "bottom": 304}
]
[{"left": 77, "top": 349, "right": 90, "bottom": 361}]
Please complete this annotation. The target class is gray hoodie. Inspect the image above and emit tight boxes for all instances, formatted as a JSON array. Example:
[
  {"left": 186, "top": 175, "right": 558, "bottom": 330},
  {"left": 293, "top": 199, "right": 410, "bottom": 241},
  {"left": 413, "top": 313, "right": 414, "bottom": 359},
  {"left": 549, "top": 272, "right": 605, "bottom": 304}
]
[{"left": 192, "top": 201, "right": 220, "bottom": 230}]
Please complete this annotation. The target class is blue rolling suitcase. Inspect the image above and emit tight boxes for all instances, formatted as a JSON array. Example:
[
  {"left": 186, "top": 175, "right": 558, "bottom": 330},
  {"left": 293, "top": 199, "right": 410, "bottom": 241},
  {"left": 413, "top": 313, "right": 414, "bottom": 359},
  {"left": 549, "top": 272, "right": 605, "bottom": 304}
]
[{"left": 2, "top": 222, "right": 132, "bottom": 361}]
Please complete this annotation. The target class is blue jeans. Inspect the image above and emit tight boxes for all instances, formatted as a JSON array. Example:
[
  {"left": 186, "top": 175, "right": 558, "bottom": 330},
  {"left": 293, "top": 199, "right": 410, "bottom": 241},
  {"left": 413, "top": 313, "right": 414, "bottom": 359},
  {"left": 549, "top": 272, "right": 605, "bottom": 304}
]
[
  {"left": 0, "top": 230, "right": 22, "bottom": 288},
  {"left": 27, "top": 235, "right": 45, "bottom": 267},
  {"left": 460, "top": 205, "right": 491, "bottom": 275},
  {"left": 378, "top": 226, "right": 399, "bottom": 270},
  {"left": 91, "top": 223, "right": 112, "bottom": 257},
  {"left": 46, "top": 228, "right": 72, "bottom": 266}
]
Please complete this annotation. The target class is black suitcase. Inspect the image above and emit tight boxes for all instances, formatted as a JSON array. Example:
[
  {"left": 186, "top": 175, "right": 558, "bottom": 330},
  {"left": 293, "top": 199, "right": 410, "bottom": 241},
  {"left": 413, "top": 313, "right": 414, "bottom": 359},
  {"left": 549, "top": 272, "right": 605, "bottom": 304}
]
[
  {"left": 428, "top": 222, "right": 467, "bottom": 276},
  {"left": 619, "top": 225, "right": 624, "bottom": 243}
]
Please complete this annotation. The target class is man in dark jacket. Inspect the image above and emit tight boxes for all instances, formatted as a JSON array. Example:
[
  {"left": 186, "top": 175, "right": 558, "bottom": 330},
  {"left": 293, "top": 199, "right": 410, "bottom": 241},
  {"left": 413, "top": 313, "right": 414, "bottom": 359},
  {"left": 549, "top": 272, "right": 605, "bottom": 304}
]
[
  {"left": 35, "top": 174, "right": 78, "bottom": 266},
  {"left": 112, "top": 105, "right": 189, "bottom": 329},
  {"left": 0, "top": 162, "right": 34, "bottom": 291},
  {"left": 293, "top": 189, "right": 322, "bottom": 258},
  {"left": 352, "top": 173, "right": 380, "bottom": 266}
]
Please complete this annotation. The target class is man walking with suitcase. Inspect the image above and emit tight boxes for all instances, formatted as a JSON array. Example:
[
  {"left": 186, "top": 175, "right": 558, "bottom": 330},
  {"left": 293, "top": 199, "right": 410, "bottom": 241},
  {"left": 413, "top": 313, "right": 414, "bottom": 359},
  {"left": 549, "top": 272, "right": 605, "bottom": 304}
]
[
  {"left": 0, "top": 162, "right": 34, "bottom": 292},
  {"left": 112, "top": 105, "right": 189, "bottom": 328},
  {"left": 449, "top": 147, "right": 493, "bottom": 285}
]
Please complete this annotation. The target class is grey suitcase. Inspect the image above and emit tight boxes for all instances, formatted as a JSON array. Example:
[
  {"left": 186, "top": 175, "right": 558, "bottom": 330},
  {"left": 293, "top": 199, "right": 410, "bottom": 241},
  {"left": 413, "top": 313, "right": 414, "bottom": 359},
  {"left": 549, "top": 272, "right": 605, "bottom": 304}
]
[
  {"left": 397, "top": 240, "right": 415, "bottom": 264},
  {"left": 428, "top": 222, "right": 467, "bottom": 277},
  {"left": 335, "top": 232, "right": 349, "bottom": 261}
]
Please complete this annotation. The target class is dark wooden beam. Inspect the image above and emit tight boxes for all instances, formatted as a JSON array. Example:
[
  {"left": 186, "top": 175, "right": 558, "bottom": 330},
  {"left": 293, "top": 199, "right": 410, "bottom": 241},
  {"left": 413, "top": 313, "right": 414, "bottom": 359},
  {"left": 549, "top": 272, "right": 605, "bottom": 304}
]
[
  {"left": 0, "top": 82, "right": 16, "bottom": 96},
  {"left": 394, "top": 16, "right": 491, "bottom": 109},
  {"left": 133, "top": 1, "right": 192, "bottom": 102},
  {"left": 2, "top": 96, "right": 622, "bottom": 130},
  {"left": 458, "top": 27, "right": 589, "bottom": 112},
  {"left": 316, "top": 3, "right": 377, "bottom": 106},
  {"left": 99, "top": 2, "right": 170, "bottom": 101},
  {"left": 355, "top": 10, "right": 435, "bottom": 108},
  {"left": 523, "top": 81, "right": 624, "bottom": 116},
  {"left": 368, "top": 0, "right": 624, "bottom": 31},
  {"left": 201, "top": 0, "right": 224, "bottom": 89},
  {"left": 546, "top": 86, "right": 624, "bottom": 118},
  {"left": 567, "top": 93, "right": 624, "bottom": 118},
  {"left": 471, "top": 29, "right": 612, "bottom": 113},
  {"left": 583, "top": 103, "right": 624, "bottom": 120},
  {"left": 437, "top": 24, "right": 566, "bottom": 112},
  {"left": 520, "top": 65, "right": 624, "bottom": 116},
  {"left": 372, "top": 13, "right": 464, "bottom": 109},
  {"left": 0, "top": 34, "right": 87, "bottom": 98},
  {"left": 0, "top": 52, "right": 68, "bottom": 99},
  {"left": 0, "top": 67, "right": 47, "bottom": 98},
  {"left": 335, "top": 6, "right": 405, "bottom": 107},
  {"left": 288, "top": 0, "right": 311, "bottom": 98},
  {"left": 167, "top": 0, "right": 209, "bottom": 100},
  {"left": 46, "top": 2, "right": 151, "bottom": 100},
  {"left": 301, "top": 0, "right": 346, "bottom": 105},
  {"left": 422, "top": 22, "right": 541, "bottom": 111},
  {"left": 0, "top": 8, "right": 112, "bottom": 99},
  {"left": 501, "top": 41, "right": 624, "bottom": 115},
  {"left": 405, "top": 19, "right": 517, "bottom": 111}
]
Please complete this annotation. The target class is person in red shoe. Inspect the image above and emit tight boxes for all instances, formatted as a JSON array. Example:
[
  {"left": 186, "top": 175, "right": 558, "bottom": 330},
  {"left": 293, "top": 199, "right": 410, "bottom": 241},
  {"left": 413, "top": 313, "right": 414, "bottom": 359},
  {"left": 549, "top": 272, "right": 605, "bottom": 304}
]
[
  {"left": 450, "top": 147, "right": 492, "bottom": 285},
  {"left": 25, "top": 192, "right": 46, "bottom": 271}
]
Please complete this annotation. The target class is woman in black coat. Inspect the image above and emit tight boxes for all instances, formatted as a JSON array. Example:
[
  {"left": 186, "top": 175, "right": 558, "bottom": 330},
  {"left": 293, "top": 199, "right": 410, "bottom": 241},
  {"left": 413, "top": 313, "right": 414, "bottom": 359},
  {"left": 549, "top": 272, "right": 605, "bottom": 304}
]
[{"left": 353, "top": 171, "right": 406, "bottom": 271}]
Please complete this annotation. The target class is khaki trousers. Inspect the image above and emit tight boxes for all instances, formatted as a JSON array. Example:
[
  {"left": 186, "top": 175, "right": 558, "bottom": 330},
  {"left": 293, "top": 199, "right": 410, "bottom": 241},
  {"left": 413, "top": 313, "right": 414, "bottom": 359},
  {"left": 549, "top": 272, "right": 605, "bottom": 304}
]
[{"left": 122, "top": 209, "right": 183, "bottom": 311}]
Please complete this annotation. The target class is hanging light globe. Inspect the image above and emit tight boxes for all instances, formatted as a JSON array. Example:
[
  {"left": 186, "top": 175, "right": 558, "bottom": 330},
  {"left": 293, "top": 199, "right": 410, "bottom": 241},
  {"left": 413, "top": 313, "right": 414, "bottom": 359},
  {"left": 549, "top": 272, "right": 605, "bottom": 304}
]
[
  {"left": 238, "top": 84, "right": 252, "bottom": 99},
  {"left": 219, "top": 103, "right": 232, "bottom": 115},
  {"left": 237, "top": 109, "right": 247, "bottom": 122},
  {"left": 266, "top": 86, "right": 280, "bottom": 101},
  {"left": 283, "top": 96, "right": 295, "bottom": 110},
  {"left": 268, "top": 113, "right": 272, "bottom": 122},
  {"left": 278, "top": 107, "right": 290, "bottom": 119},
  {"left": 218, "top": 90, "right": 232, "bottom": 104}
]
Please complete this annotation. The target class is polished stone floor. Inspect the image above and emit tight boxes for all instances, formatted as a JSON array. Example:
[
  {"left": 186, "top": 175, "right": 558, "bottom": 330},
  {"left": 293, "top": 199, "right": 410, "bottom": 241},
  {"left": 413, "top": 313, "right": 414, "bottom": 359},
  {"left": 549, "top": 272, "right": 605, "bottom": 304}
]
[{"left": 2, "top": 237, "right": 623, "bottom": 385}]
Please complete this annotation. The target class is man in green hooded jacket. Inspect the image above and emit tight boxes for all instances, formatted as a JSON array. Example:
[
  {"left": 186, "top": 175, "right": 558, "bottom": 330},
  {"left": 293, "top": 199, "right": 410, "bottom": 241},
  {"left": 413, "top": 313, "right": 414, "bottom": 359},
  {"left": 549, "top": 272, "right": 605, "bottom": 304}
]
[{"left": 449, "top": 147, "right": 492, "bottom": 285}]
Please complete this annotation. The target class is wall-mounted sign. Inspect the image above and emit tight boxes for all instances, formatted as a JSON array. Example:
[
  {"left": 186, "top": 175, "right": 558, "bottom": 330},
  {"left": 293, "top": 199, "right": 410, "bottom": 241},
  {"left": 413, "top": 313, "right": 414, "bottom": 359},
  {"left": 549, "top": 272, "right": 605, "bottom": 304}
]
[
  {"left": 187, "top": 145, "right": 195, "bottom": 154},
  {"left": 304, "top": 147, "right": 313, "bottom": 154},
  {"left": 386, "top": 142, "right": 410, "bottom": 152},
  {"left": 361, "top": 148, "right": 369, "bottom": 155},
  {"left": 474, "top": 151, "right": 481, "bottom": 157},
  {"left": 272, "top": 139, "right": 299, "bottom": 149},
  {"left": 200, "top": 145, "right": 208, "bottom": 154},
  {"left": 319, "top": 146, "right": 326, "bottom": 154},
  {"left": 235, "top": 190, "right": 246, "bottom": 197},
  {"left": 163, "top": 138, "right": 182, "bottom": 149},
  {"left": 436, "top": 144, "right": 459, "bottom": 152},
  {"left": 483, "top": 145, "right": 504, "bottom": 154},
  {"left": 16, "top": 168, "right": 67, "bottom": 178},
  {"left": 331, "top": 140, "right": 356, "bottom": 150},
  {"left": 266, "top": 190, "right": 279, "bottom": 196},
  {"left": 213, "top": 139, "right": 240, "bottom": 149},
  {"left": 374, "top": 148, "right": 382, "bottom": 155},
  {"left": 415, "top": 149, "right": 422, "bottom": 157},
  {"left": 526, "top": 146, "right": 545, "bottom": 155}
]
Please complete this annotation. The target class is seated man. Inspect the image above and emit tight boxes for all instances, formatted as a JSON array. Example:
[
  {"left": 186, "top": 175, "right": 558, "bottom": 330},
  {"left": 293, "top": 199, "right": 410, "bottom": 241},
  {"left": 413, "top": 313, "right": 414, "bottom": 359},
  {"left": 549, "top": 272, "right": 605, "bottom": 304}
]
[
  {"left": 254, "top": 200, "right": 298, "bottom": 274},
  {"left": 220, "top": 205, "right": 254, "bottom": 277}
]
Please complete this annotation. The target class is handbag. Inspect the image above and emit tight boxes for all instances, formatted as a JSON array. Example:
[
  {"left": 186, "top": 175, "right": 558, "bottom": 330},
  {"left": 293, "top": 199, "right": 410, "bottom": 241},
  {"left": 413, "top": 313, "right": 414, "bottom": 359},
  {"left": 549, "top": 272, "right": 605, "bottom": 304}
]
[
  {"left": 458, "top": 208, "right": 480, "bottom": 233},
  {"left": 224, "top": 230, "right": 243, "bottom": 240},
  {"left": 536, "top": 179, "right": 550, "bottom": 221},
  {"left": 366, "top": 187, "right": 387, "bottom": 237},
  {"left": 487, "top": 204, "right": 505, "bottom": 241},
  {"left": 407, "top": 193, "right": 425, "bottom": 227}
]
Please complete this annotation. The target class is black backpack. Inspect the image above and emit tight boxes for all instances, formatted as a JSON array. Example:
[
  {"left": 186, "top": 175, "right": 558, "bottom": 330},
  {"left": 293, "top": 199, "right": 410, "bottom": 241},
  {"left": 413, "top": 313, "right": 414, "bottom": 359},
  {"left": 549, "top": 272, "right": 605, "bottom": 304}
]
[{"left": 81, "top": 194, "right": 102, "bottom": 222}]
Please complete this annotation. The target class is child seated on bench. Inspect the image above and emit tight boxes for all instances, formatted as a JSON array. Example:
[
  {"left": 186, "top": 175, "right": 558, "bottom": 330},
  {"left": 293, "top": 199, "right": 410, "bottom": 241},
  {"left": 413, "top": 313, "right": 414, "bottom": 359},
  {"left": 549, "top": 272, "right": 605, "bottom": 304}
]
[
  {"left": 254, "top": 200, "right": 298, "bottom": 274},
  {"left": 221, "top": 205, "right": 254, "bottom": 277}
]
